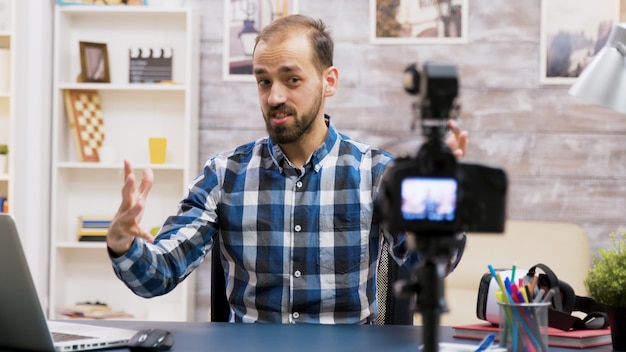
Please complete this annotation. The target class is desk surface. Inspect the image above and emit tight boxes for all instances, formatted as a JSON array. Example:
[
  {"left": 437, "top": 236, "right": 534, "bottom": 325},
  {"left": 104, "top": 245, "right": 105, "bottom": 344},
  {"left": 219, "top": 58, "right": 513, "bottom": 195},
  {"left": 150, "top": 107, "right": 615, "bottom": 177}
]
[{"left": 56, "top": 320, "right": 613, "bottom": 352}]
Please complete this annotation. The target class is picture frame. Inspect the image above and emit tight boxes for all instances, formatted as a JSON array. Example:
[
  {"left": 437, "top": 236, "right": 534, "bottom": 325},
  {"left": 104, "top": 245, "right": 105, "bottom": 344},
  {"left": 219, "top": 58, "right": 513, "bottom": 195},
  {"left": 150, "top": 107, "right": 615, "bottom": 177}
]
[
  {"left": 540, "top": 0, "right": 619, "bottom": 85},
  {"left": 223, "top": 0, "right": 300, "bottom": 82},
  {"left": 370, "top": 0, "right": 468, "bottom": 45},
  {"left": 79, "top": 41, "right": 110, "bottom": 83}
]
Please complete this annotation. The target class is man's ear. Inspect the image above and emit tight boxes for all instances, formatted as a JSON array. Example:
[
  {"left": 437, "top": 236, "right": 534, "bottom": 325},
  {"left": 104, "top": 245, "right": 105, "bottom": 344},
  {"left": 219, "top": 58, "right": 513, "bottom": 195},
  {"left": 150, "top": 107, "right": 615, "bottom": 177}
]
[{"left": 323, "top": 66, "right": 339, "bottom": 97}]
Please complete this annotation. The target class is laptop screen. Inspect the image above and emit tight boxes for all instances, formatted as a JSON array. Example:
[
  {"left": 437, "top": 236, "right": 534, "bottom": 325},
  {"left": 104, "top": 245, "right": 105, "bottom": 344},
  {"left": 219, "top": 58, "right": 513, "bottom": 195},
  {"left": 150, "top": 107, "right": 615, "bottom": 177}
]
[{"left": 0, "top": 214, "right": 57, "bottom": 351}]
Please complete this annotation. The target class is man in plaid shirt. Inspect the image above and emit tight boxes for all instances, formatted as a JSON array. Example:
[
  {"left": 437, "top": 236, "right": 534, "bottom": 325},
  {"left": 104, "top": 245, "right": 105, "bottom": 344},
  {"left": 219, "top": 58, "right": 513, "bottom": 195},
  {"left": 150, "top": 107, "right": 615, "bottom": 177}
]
[{"left": 107, "top": 15, "right": 468, "bottom": 324}]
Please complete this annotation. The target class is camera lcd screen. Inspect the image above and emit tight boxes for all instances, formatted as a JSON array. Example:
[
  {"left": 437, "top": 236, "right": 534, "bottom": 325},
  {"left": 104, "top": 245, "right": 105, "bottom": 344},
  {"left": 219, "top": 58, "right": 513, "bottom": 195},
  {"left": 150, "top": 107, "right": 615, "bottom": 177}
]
[{"left": 400, "top": 177, "right": 457, "bottom": 222}]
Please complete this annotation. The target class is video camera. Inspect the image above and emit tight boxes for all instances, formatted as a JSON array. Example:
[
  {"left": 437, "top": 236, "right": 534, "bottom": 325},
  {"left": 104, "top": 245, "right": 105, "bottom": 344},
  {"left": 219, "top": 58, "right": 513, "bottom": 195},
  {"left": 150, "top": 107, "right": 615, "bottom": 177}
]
[
  {"left": 377, "top": 61, "right": 508, "bottom": 235},
  {"left": 375, "top": 61, "right": 509, "bottom": 352}
]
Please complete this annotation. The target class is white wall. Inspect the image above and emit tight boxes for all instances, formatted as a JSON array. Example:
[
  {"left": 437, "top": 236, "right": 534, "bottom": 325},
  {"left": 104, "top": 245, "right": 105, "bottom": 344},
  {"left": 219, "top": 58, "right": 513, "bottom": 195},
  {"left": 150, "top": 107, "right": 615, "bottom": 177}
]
[{"left": 12, "top": 0, "right": 53, "bottom": 308}]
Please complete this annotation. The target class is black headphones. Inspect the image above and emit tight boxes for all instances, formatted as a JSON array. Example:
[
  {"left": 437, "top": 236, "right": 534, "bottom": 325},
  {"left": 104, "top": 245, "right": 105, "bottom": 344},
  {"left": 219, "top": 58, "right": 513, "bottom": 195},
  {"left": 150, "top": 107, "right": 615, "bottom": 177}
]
[{"left": 526, "top": 263, "right": 608, "bottom": 330}]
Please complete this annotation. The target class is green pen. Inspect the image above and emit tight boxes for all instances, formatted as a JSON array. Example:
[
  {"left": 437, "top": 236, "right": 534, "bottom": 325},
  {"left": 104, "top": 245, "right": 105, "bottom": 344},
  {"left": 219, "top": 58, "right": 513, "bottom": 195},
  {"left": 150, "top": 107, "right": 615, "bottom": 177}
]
[{"left": 511, "top": 264, "right": 516, "bottom": 282}]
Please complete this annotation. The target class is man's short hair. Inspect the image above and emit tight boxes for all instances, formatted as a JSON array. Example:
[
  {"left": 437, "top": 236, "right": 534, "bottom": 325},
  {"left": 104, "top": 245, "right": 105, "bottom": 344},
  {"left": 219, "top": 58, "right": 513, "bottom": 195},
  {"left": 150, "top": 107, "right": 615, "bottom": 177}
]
[{"left": 254, "top": 14, "right": 334, "bottom": 74}]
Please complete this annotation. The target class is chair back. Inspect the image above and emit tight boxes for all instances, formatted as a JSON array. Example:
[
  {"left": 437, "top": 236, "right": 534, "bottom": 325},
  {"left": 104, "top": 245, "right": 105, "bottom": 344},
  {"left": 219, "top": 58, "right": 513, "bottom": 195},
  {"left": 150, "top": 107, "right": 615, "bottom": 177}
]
[
  {"left": 210, "top": 243, "right": 230, "bottom": 322},
  {"left": 375, "top": 237, "right": 414, "bottom": 325}
]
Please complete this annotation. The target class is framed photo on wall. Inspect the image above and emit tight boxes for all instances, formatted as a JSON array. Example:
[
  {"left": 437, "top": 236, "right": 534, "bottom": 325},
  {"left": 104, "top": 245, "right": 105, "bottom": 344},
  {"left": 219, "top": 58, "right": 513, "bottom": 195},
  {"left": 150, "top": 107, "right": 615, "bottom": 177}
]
[
  {"left": 223, "top": 0, "right": 300, "bottom": 82},
  {"left": 370, "top": 0, "right": 468, "bottom": 45},
  {"left": 540, "top": 0, "right": 619, "bottom": 85},
  {"left": 79, "top": 41, "right": 110, "bottom": 83}
]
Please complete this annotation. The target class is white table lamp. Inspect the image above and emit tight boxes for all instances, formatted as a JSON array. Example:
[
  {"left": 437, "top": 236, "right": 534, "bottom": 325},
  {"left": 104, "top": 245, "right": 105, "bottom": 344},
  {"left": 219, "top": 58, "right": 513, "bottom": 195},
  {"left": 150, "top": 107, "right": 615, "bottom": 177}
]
[{"left": 569, "top": 23, "right": 626, "bottom": 114}]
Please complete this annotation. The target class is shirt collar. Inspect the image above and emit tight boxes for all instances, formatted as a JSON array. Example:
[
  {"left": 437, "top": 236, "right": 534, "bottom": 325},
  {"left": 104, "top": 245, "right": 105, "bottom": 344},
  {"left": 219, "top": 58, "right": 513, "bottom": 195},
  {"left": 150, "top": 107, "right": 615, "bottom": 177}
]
[{"left": 267, "top": 114, "right": 338, "bottom": 174}]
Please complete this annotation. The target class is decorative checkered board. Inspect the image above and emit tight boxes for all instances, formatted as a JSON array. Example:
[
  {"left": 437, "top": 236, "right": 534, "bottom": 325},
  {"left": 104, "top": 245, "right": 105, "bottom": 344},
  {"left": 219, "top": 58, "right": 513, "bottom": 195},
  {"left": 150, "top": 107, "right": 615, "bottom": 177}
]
[{"left": 63, "top": 89, "right": 105, "bottom": 162}]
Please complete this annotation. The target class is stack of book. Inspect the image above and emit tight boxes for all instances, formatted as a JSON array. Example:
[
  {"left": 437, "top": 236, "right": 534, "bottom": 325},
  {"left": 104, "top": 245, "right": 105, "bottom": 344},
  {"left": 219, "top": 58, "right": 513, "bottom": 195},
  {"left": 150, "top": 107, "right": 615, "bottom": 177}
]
[
  {"left": 77, "top": 216, "right": 112, "bottom": 242},
  {"left": 453, "top": 322, "right": 612, "bottom": 349}
]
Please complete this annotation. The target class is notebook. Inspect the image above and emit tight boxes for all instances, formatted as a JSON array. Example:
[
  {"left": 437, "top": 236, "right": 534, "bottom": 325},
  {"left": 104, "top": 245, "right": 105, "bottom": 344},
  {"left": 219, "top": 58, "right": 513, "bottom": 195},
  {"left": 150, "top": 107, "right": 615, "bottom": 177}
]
[{"left": 0, "top": 214, "right": 138, "bottom": 351}]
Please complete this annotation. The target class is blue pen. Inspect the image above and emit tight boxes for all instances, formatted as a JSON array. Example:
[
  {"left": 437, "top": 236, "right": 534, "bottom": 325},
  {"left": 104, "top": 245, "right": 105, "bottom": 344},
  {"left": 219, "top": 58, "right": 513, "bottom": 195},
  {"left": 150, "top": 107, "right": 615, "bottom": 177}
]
[
  {"left": 474, "top": 333, "right": 496, "bottom": 352},
  {"left": 504, "top": 277, "right": 513, "bottom": 296}
]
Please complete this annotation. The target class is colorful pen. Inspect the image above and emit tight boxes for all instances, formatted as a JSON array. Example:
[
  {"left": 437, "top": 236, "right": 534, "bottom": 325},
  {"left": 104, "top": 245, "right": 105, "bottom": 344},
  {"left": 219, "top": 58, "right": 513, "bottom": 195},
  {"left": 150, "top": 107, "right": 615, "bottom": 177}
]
[
  {"left": 488, "top": 265, "right": 511, "bottom": 302},
  {"left": 542, "top": 288, "right": 556, "bottom": 303},
  {"left": 530, "top": 273, "right": 539, "bottom": 292},
  {"left": 533, "top": 288, "right": 546, "bottom": 303},
  {"left": 474, "top": 333, "right": 497, "bottom": 352}
]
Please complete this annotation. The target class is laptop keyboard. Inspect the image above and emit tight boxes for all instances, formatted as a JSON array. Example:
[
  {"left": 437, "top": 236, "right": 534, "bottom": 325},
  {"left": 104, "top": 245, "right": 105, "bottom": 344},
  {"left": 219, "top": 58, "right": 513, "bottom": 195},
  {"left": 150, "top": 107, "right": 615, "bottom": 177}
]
[{"left": 52, "top": 331, "right": 95, "bottom": 342}]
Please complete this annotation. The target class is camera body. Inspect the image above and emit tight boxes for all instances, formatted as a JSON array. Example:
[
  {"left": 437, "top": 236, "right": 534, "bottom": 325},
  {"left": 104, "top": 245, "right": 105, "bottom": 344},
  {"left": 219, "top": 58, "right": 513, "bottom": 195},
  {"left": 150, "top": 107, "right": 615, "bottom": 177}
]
[{"left": 377, "top": 62, "right": 507, "bottom": 235}]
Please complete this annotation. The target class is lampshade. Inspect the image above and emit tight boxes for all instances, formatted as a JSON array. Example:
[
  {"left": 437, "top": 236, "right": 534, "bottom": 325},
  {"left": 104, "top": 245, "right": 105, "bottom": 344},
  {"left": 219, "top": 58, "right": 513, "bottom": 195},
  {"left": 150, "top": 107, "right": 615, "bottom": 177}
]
[
  {"left": 568, "top": 23, "right": 626, "bottom": 114},
  {"left": 239, "top": 19, "right": 258, "bottom": 57}
]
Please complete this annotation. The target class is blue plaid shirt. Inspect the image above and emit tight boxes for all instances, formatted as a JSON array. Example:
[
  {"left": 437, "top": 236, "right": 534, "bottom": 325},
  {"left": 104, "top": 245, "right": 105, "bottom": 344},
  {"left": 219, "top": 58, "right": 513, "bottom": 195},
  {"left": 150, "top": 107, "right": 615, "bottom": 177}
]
[{"left": 110, "top": 117, "right": 409, "bottom": 324}]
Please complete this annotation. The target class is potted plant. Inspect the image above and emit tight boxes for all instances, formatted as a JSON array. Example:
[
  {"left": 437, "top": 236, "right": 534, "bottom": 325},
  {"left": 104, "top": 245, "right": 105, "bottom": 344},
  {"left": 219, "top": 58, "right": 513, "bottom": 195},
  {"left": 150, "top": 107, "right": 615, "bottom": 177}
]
[
  {"left": 585, "top": 230, "right": 626, "bottom": 351},
  {"left": 0, "top": 144, "right": 7, "bottom": 175}
]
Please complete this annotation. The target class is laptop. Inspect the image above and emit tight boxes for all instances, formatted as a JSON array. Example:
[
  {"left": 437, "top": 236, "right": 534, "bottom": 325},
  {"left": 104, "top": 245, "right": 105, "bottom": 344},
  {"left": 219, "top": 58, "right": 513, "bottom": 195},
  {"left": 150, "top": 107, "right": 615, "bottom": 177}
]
[{"left": 0, "top": 214, "right": 138, "bottom": 351}]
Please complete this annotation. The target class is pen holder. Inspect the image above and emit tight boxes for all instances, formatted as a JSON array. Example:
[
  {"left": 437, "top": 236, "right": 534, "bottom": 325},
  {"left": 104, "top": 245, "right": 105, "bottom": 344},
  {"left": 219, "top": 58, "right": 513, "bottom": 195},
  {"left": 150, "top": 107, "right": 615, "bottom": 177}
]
[{"left": 498, "top": 302, "right": 549, "bottom": 352}]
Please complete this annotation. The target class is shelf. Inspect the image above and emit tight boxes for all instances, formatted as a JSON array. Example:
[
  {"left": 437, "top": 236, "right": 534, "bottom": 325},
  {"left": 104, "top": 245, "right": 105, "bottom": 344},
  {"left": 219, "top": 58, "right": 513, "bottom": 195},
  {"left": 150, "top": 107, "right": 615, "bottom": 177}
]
[
  {"left": 58, "top": 5, "right": 190, "bottom": 15},
  {"left": 54, "top": 89, "right": 188, "bottom": 165},
  {"left": 54, "top": 6, "right": 192, "bottom": 86},
  {"left": 52, "top": 248, "right": 190, "bottom": 321},
  {"left": 55, "top": 241, "right": 106, "bottom": 250},
  {"left": 50, "top": 5, "right": 199, "bottom": 322},
  {"left": 56, "top": 162, "right": 186, "bottom": 170},
  {"left": 57, "top": 82, "right": 186, "bottom": 91},
  {"left": 0, "top": 0, "right": 13, "bottom": 218}
]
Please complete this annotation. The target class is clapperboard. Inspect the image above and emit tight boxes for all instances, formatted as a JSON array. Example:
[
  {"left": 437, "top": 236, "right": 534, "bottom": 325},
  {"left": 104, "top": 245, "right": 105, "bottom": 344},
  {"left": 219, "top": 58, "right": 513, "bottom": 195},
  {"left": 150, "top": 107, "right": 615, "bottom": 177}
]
[{"left": 129, "top": 47, "right": 173, "bottom": 83}]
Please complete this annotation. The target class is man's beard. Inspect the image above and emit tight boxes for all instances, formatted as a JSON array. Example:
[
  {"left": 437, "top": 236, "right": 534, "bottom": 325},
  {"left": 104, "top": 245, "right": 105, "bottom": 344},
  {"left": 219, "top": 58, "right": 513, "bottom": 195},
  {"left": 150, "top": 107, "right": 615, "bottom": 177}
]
[{"left": 264, "top": 91, "right": 323, "bottom": 145}]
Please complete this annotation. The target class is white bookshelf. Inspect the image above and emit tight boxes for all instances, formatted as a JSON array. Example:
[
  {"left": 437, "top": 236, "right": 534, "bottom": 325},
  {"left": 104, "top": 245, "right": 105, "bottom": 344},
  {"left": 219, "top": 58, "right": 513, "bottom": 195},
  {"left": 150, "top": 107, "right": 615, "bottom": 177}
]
[
  {"left": 0, "top": 0, "right": 14, "bottom": 214},
  {"left": 49, "top": 5, "right": 199, "bottom": 321}
]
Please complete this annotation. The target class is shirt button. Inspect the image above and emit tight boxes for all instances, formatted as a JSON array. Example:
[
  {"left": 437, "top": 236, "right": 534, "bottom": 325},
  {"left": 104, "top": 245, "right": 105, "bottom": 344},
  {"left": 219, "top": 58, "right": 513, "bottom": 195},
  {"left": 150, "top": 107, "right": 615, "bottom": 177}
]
[
  {"left": 293, "top": 312, "right": 300, "bottom": 319},
  {"left": 294, "top": 270, "right": 301, "bottom": 278},
  {"left": 294, "top": 225, "right": 301, "bottom": 232},
  {"left": 296, "top": 181, "right": 303, "bottom": 188}
]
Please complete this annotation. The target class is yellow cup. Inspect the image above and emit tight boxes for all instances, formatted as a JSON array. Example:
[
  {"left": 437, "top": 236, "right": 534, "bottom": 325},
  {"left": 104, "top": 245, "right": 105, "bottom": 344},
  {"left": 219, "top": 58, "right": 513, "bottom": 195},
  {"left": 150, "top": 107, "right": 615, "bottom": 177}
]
[{"left": 149, "top": 137, "right": 167, "bottom": 164}]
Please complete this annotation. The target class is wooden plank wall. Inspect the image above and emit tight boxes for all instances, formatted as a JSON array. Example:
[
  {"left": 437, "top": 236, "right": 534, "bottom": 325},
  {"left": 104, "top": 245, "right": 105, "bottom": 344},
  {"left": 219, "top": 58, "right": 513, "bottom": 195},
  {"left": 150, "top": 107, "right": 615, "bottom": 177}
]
[{"left": 189, "top": 0, "right": 626, "bottom": 320}]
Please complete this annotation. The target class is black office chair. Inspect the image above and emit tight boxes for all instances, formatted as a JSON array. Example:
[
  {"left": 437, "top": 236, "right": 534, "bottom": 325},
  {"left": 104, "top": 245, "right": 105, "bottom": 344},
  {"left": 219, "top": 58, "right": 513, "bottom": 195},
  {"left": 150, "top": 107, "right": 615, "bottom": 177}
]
[
  {"left": 209, "top": 238, "right": 414, "bottom": 324},
  {"left": 210, "top": 243, "right": 230, "bottom": 322},
  {"left": 374, "top": 237, "right": 414, "bottom": 325},
  {"left": 376, "top": 233, "right": 467, "bottom": 326}
]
